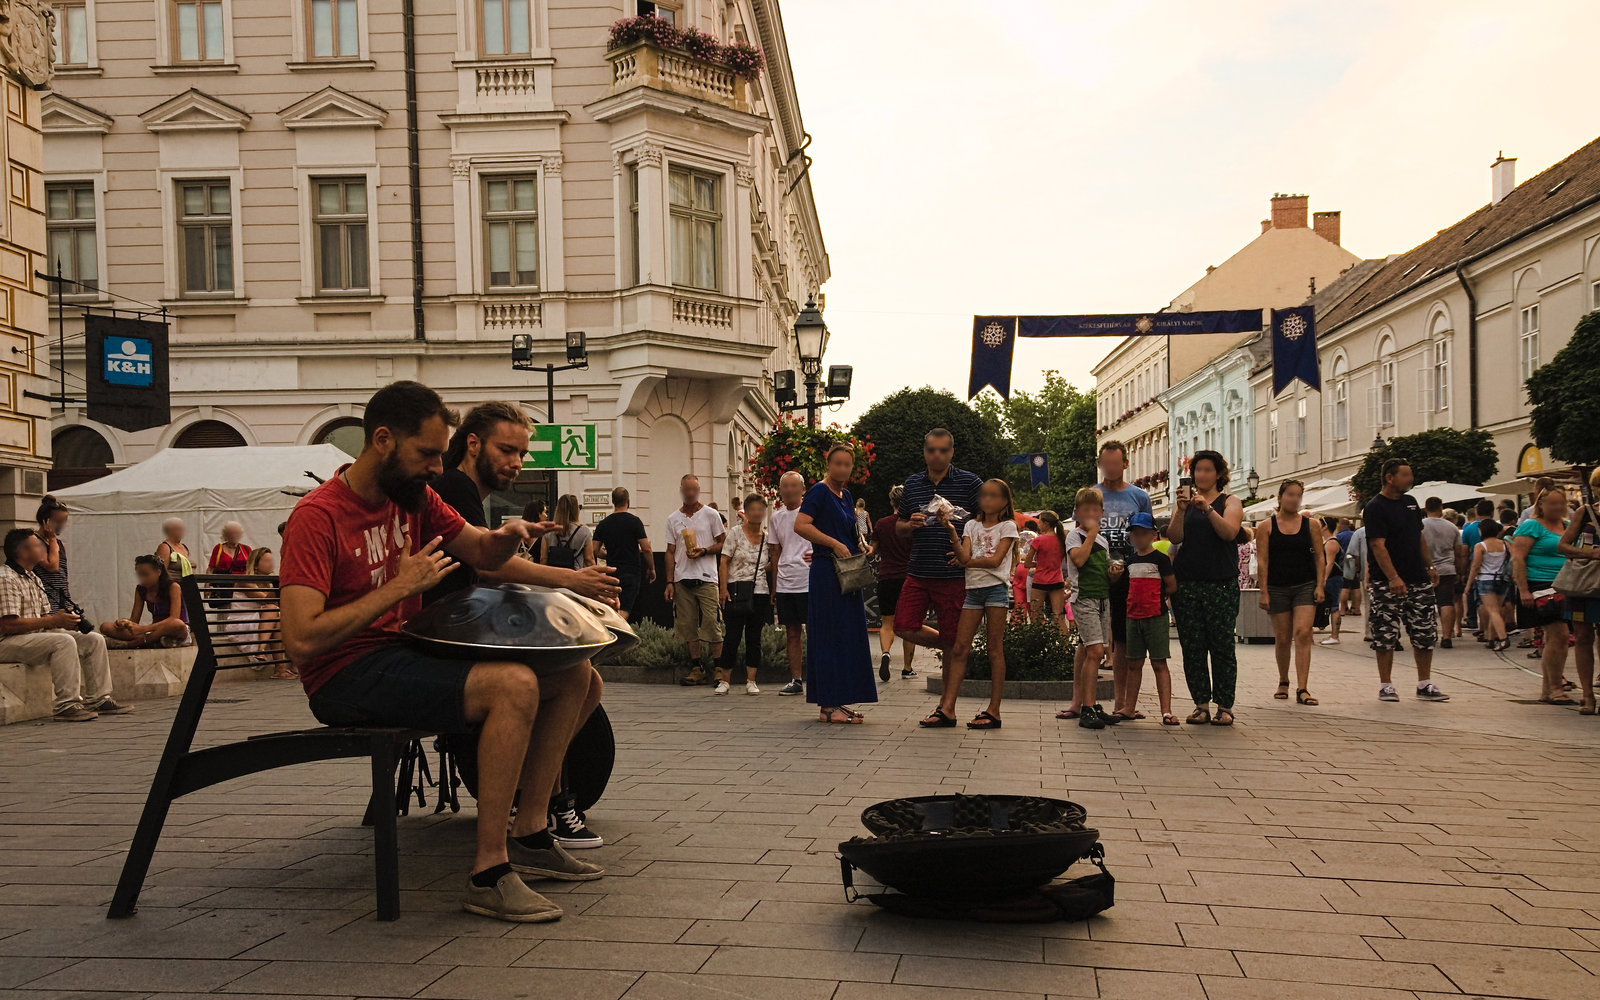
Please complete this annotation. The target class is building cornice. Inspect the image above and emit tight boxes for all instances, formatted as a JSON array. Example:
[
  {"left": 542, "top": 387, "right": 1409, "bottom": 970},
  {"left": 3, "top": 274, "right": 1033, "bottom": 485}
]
[
  {"left": 278, "top": 86, "right": 388, "bottom": 129},
  {"left": 139, "top": 88, "right": 251, "bottom": 132}
]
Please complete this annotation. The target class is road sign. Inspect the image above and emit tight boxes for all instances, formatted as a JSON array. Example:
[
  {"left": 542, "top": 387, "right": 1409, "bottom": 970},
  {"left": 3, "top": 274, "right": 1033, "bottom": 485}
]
[{"left": 524, "top": 423, "right": 597, "bottom": 470}]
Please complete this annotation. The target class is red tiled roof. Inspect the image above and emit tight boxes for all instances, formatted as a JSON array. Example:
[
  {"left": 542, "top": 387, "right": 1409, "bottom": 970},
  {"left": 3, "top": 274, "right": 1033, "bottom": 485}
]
[{"left": 1317, "top": 136, "right": 1600, "bottom": 331}]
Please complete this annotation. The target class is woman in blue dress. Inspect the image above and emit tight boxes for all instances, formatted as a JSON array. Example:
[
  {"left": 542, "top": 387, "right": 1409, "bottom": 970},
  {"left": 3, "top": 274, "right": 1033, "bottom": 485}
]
[{"left": 794, "top": 443, "right": 878, "bottom": 723}]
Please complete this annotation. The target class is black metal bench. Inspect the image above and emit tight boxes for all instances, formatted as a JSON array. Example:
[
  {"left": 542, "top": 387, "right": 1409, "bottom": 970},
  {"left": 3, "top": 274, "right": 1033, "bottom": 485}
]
[{"left": 108, "top": 574, "right": 434, "bottom": 922}]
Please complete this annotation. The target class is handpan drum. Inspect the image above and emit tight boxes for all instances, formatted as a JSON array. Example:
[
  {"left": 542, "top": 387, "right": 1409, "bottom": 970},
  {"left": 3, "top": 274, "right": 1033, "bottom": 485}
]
[{"left": 402, "top": 584, "right": 623, "bottom": 673}]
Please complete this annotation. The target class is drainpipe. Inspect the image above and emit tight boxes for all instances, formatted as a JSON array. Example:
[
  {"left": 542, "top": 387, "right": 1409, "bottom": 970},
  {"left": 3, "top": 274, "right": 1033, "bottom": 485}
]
[
  {"left": 403, "top": 0, "right": 425, "bottom": 341},
  {"left": 1454, "top": 264, "right": 1477, "bottom": 428}
]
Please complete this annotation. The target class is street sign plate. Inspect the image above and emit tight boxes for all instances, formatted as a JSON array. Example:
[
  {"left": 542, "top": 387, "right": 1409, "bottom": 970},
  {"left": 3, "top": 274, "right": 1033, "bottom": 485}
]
[{"left": 524, "top": 423, "right": 598, "bottom": 470}]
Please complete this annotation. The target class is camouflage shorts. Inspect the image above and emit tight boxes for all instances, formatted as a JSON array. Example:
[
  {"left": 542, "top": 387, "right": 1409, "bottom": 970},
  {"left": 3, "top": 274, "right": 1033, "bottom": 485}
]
[{"left": 1368, "top": 580, "right": 1438, "bottom": 652}]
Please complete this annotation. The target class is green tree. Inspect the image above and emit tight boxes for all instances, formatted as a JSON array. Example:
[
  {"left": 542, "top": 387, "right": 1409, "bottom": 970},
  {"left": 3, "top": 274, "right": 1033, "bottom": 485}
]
[
  {"left": 1351, "top": 427, "right": 1499, "bottom": 503},
  {"left": 1527, "top": 310, "right": 1600, "bottom": 471},
  {"left": 850, "top": 386, "right": 1010, "bottom": 517},
  {"left": 976, "top": 371, "right": 1099, "bottom": 514}
]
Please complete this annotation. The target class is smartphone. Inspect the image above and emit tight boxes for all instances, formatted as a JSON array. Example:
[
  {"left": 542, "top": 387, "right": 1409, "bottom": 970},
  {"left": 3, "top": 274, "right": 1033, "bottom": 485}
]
[{"left": 1177, "top": 477, "right": 1194, "bottom": 503}]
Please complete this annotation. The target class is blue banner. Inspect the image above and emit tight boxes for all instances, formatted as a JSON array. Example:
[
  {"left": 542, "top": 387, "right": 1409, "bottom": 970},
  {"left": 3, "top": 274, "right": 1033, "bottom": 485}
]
[
  {"left": 1010, "top": 453, "right": 1049, "bottom": 487},
  {"left": 1271, "top": 306, "right": 1320, "bottom": 395},
  {"left": 1017, "top": 310, "right": 1264, "bottom": 339},
  {"left": 968, "top": 316, "right": 1016, "bottom": 399}
]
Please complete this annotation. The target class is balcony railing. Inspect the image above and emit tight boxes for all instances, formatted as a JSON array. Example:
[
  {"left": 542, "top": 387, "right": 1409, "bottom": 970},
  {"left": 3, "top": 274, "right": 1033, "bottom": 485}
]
[
  {"left": 672, "top": 294, "right": 734, "bottom": 329},
  {"left": 482, "top": 298, "right": 542, "bottom": 331},
  {"left": 606, "top": 42, "right": 749, "bottom": 113},
  {"left": 475, "top": 62, "right": 538, "bottom": 101}
]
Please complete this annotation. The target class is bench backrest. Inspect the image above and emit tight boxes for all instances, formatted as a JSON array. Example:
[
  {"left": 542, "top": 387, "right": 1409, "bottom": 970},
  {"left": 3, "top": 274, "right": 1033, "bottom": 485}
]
[{"left": 180, "top": 574, "right": 287, "bottom": 676}]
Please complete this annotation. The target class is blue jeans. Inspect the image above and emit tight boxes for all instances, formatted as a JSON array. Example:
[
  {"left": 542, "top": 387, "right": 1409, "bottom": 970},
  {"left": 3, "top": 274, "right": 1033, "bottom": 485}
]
[{"left": 963, "top": 582, "right": 1010, "bottom": 610}]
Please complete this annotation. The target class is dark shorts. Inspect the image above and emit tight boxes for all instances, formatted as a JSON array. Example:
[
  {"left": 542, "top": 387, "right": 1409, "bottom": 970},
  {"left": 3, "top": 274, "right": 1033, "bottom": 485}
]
[
  {"left": 877, "top": 577, "right": 906, "bottom": 617},
  {"left": 775, "top": 591, "right": 809, "bottom": 626},
  {"left": 898, "top": 576, "right": 966, "bottom": 648},
  {"left": 1032, "top": 581, "right": 1065, "bottom": 593},
  {"left": 1368, "top": 580, "right": 1438, "bottom": 652},
  {"left": 308, "top": 644, "right": 474, "bottom": 733},
  {"left": 1324, "top": 575, "right": 1344, "bottom": 611},
  {"left": 616, "top": 569, "right": 642, "bottom": 614},
  {"left": 1434, "top": 575, "right": 1458, "bottom": 606},
  {"left": 1110, "top": 573, "right": 1129, "bottom": 645},
  {"left": 1267, "top": 580, "right": 1318, "bottom": 614}
]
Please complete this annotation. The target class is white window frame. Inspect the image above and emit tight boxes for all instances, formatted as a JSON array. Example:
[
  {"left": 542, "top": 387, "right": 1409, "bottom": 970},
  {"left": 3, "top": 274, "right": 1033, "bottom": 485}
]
[
  {"left": 308, "top": 173, "right": 376, "bottom": 295},
  {"left": 482, "top": 172, "right": 541, "bottom": 290},
  {"left": 292, "top": 0, "right": 370, "bottom": 64},
  {"left": 1519, "top": 303, "right": 1540, "bottom": 381},
  {"left": 158, "top": 0, "right": 235, "bottom": 67},
  {"left": 52, "top": 0, "right": 100, "bottom": 70},
  {"left": 1295, "top": 397, "right": 1307, "bottom": 454},
  {"left": 477, "top": 0, "right": 534, "bottom": 57},
  {"left": 175, "top": 178, "right": 236, "bottom": 296},
  {"left": 1433, "top": 338, "right": 1450, "bottom": 411},
  {"left": 1591, "top": 279, "right": 1599, "bottom": 311},
  {"left": 1379, "top": 358, "right": 1395, "bottom": 427},
  {"left": 159, "top": 170, "right": 243, "bottom": 300},
  {"left": 635, "top": 0, "right": 679, "bottom": 24},
  {"left": 667, "top": 162, "right": 725, "bottom": 293},
  {"left": 1331, "top": 355, "right": 1349, "bottom": 441},
  {"left": 44, "top": 180, "right": 103, "bottom": 299},
  {"left": 1269, "top": 410, "right": 1279, "bottom": 462}
]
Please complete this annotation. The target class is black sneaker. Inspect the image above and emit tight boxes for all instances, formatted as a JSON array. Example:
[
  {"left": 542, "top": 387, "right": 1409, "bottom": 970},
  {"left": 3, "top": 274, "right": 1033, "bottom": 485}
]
[
  {"left": 548, "top": 793, "right": 603, "bottom": 850},
  {"left": 1440, "top": 638, "right": 1453, "bottom": 649},
  {"left": 901, "top": 667, "right": 917, "bottom": 679},
  {"left": 1077, "top": 711, "right": 1105, "bottom": 730},
  {"left": 879, "top": 653, "right": 891, "bottom": 682},
  {"left": 778, "top": 679, "right": 803, "bottom": 696},
  {"left": 1092, "top": 705, "right": 1121, "bottom": 726}
]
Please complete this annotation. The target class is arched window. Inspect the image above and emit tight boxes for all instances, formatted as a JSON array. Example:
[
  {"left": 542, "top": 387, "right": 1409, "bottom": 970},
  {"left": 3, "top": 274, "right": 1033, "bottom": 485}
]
[
  {"left": 314, "top": 417, "right": 365, "bottom": 457},
  {"left": 50, "top": 425, "right": 114, "bottom": 490},
  {"left": 1331, "top": 355, "right": 1349, "bottom": 440},
  {"left": 173, "top": 420, "right": 247, "bottom": 449},
  {"left": 1430, "top": 313, "right": 1451, "bottom": 413},
  {"left": 1375, "top": 334, "right": 1396, "bottom": 428}
]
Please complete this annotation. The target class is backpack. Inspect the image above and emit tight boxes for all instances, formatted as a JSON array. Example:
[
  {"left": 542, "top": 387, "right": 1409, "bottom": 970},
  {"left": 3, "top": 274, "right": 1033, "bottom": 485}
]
[
  {"left": 1339, "top": 535, "right": 1360, "bottom": 583},
  {"left": 545, "top": 526, "right": 583, "bottom": 569}
]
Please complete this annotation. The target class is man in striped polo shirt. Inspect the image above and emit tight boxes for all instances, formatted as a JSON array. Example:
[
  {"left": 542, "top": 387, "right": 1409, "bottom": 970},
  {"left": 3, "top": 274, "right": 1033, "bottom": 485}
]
[{"left": 893, "top": 428, "right": 984, "bottom": 657}]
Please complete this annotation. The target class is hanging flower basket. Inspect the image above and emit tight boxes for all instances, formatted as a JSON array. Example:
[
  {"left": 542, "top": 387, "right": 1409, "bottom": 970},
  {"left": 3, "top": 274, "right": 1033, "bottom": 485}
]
[
  {"left": 747, "top": 419, "right": 875, "bottom": 494},
  {"left": 606, "top": 15, "right": 766, "bottom": 80}
]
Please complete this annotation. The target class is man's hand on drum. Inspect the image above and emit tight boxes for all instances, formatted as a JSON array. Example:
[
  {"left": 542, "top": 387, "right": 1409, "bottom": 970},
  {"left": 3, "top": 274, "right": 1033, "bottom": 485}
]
[{"left": 567, "top": 564, "right": 623, "bottom": 607}]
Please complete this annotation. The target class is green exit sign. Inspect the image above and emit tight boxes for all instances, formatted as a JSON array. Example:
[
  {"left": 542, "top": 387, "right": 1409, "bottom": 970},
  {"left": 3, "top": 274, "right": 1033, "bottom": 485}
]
[{"left": 524, "top": 423, "right": 597, "bottom": 470}]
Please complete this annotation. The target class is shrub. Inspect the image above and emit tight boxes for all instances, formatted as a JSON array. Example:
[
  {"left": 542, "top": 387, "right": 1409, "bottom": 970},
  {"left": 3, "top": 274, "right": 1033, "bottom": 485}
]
[
  {"left": 722, "top": 41, "right": 765, "bottom": 78},
  {"left": 627, "top": 618, "right": 688, "bottom": 670},
  {"left": 965, "top": 615, "right": 1077, "bottom": 681},
  {"left": 759, "top": 623, "right": 803, "bottom": 672}
]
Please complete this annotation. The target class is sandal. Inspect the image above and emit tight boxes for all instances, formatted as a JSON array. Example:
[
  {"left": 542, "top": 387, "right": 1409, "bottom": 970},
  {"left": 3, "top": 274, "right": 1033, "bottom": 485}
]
[
  {"left": 1274, "top": 681, "right": 1290, "bottom": 700},
  {"left": 1296, "top": 689, "right": 1319, "bottom": 706},
  {"left": 919, "top": 707, "right": 958, "bottom": 728},
  {"left": 1211, "top": 709, "right": 1235, "bottom": 726},
  {"left": 1185, "top": 707, "right": 1211, "bottom": 725},
  {"left": 1538, "top": 697, "right": 1578, "bottom": 706},
  {"left": 1111, "top": 710, "right": 1145, "bottom": 721},
  {"left": 1161, "top": 713, "right": 1181, "bottom": 726},
  {"left": 967, "top": 711, "right": 1002, "bottom": 730},
  {"left": 1054, "top": 707, "right": 1081, "bottom": 720},
  {"left": 820, "top": 706, "right": 863, "bottom": 724}
]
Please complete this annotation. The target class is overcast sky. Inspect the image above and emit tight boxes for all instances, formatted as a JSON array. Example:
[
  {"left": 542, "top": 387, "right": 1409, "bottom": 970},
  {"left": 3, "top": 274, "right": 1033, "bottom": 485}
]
[{"left": 781, "top": 0, "right": 1600, "bottom": 426}]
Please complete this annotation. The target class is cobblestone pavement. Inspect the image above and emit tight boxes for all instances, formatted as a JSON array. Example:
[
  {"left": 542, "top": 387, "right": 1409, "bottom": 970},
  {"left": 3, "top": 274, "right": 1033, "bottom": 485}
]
[{"left": 1, "top": 628, "right": 1597, "bottom": 1000}]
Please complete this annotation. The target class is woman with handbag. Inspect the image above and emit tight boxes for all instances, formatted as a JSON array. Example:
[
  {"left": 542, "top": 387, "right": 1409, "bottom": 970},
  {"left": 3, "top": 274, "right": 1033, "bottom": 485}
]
[
  {"left": 1512, "top": 487, "right": 1573, "bottom": 705},
  {"left": 1466, "top": 520, "right": 1513, "bottom": 652},
  {"left": 794, "top": 443, "right": 878, "bottom": 723},
  {"left": 717, "top": 495, "right": 773, "bottom": 696},
  {"left": 1555, "top": 469, "right": 1600, "bottom": 715}
]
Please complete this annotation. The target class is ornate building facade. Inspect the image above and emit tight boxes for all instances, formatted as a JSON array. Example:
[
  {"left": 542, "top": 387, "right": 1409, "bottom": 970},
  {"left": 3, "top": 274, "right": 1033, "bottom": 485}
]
[{"left": 41, "top": 0, "right": 827, "bottom": 528}]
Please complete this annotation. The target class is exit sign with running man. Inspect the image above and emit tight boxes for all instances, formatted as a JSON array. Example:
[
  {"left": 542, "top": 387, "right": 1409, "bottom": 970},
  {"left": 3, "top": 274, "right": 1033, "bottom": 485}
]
[{"left": 524, "top": 424, "right": 597, "bottom": 470}]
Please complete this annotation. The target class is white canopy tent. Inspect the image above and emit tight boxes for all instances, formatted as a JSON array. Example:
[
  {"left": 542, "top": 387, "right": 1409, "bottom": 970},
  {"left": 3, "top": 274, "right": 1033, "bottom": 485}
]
[
  {"left": 52, "top": 445, "right": 349, "bottom": 627},
  {"left": 1244, "top": 476, "right": 1356, "bottom": 520},
  {"left": 1407, "top": 481, "right": 1490, "bottom": 506}
]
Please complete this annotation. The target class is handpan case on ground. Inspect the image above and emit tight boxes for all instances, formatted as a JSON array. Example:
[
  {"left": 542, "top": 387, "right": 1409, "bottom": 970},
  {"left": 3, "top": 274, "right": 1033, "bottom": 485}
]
[
  {"left": 402, "top": 583, "right": 629, "bottom": 672},
  {"left": 838, "top": 794, "right": 1101, "bottom": 901}
]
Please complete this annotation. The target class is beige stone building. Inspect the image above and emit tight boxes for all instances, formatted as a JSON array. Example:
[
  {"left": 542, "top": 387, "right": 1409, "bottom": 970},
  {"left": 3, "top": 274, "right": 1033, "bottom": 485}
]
[
  {"left": 0, "top": 0, "right": 57, "bottom": 524},
  {"left": 41, "top": 0, "right": 827, "bottom": 529},
  {"left": 1253, "top": 141, "right": 1600, "bottom": 496},
  {"left": 1092, "top": 194, "right": 1359, "bottom": 509}
]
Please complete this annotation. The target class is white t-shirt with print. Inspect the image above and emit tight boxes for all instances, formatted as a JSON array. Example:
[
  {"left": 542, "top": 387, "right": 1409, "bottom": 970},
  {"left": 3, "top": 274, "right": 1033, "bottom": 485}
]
[
  {"left": 665, "top": 505, "right": 725, "bottom": 584},
  {"left": 963, "top": 518, "right": 1019, "bottom": 590},
  {"left": 767, "top": 503, "right": 810, "bottom": 594}
]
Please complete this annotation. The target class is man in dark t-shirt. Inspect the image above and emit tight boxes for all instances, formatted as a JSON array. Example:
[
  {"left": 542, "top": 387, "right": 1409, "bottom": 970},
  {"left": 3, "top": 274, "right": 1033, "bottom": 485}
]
[
  {"left": 1362, "top": 459, "right": 1448, "bottom": 704},
  {"left": 592, "top": 487, "right": 654, "bottom": 619}
]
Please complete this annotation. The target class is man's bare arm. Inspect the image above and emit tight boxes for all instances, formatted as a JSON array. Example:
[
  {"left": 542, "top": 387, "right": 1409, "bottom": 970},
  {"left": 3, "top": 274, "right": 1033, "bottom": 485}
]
[
  {"left": 443, "top": 520, "right": 544, "bottom": 572},
  {"left": 281, "top": 537, "right": 455, "bottom": 665}
]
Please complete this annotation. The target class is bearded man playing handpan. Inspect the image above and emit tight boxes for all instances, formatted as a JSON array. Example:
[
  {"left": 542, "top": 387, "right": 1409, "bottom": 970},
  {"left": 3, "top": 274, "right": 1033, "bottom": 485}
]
[{"left": 280, "top": 381, "right": 601, "bottom": 923}]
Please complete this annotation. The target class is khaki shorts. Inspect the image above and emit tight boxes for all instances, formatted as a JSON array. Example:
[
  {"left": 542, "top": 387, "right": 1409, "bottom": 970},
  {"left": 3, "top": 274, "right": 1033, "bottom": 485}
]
[
  {"left": 674, "top": 580, "right": 723, "bottom": 644},
  {"left": 1124, "top": 615, "right": 1170, "bottom": 661}
]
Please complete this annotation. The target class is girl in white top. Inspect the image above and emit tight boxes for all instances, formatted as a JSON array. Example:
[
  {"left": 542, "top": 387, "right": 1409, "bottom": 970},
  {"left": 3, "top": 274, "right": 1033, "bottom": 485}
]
[
  {"left": 923, "top": 478, "right": 1018, "bottom": 732},
  {"left": 1467, "top": 519, "right": 1512, "bottom": 651}
]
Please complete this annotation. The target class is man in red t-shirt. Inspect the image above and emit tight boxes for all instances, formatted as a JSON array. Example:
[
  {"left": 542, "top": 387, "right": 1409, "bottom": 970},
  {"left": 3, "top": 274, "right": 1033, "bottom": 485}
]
[{"left": 280, "top": 380, "right": 600, "bottom": 924}]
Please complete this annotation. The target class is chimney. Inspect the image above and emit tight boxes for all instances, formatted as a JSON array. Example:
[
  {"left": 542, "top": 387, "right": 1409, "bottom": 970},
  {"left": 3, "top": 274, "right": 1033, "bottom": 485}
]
[
  {"left": 1270, "top": 193, "right": 1309, "bottom": 230},
  {"left": 1260, "top": 219, "right": 1271, "bottom": 234},
  {"left": 1312, "top": 210, "right": 1341, "bottom": 245},
  {"left": 1491, "top": 152, "right": 1516, "bottom": 205}
]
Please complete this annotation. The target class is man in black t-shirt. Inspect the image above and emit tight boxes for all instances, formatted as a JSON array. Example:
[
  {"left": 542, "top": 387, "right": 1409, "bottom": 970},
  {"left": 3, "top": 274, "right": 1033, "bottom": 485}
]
[
  {"left": 1363, "top": 459, "right": 1449, "bottom": 704},
  {"left": 592, "top": 487, "right": 654, "bottom": 619},
  {"left": 427, "top": 403, "right": 622, "bottom": 850}
]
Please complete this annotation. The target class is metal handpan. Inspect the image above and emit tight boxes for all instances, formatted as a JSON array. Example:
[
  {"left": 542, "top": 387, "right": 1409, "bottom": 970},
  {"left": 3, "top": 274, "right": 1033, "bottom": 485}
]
[
  {"left": 402, "top": 584, "right": 613, "bottom": 673},
  {"left": 554, "top": 587, "right": 640, "bottom": 661}
]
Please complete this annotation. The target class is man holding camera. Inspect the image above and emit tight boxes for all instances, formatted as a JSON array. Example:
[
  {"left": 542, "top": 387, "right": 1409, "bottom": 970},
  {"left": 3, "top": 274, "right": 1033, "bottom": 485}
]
[{"left": 0, "top": 527, "right": 129, "bottom": 722}]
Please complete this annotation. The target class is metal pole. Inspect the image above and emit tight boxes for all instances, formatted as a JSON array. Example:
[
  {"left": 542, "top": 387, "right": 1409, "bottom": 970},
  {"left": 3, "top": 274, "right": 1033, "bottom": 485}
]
[
  {"left": 804, "top": 365, "right": 818, "bottom": 428},
  {"left": 56, "top": 259, "right": 65, "bottom": 405},
  {"left": 546, "top": 365, "right": 557, "bottom": 502}
]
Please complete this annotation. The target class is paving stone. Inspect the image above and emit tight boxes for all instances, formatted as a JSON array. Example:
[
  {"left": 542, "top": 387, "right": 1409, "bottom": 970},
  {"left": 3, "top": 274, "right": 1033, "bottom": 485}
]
[
  {"left": 513, "top": 940, "right": 712, "bottom": 973},
  {"left": 218, "top": 960, "right": 446, "bottom": 997},
  {"left": 623, "top": 972, "right": 840, "bottom": 1000},
  {"left": 1093, "top": 968, "right": 1206, "bottom": 999},
  {"left": 890, "top": 955, "right": 1093, "bottom": 996},
  {"left": 699, "top": 944, "right": 896, "bottom": 982},
  {"left": 417, "top": 965, "right": 638, "bottom": 1000},
  {"left": 23, "top": 958, "right": 263, "bottom": 993}
]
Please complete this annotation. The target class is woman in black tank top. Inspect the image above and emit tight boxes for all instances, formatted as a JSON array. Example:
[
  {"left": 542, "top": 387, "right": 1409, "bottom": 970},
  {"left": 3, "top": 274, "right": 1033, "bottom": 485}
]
[
  {"left": 1168, "top": 450, "right": 1246, "bottom": 725},
  {"left": 1255, "top": 481, "right": 1328, "bottom": 706}
]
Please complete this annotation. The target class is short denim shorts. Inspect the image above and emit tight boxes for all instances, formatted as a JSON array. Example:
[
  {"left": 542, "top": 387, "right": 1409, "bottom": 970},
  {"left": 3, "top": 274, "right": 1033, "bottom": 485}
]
[{"left": 963, "top": 582, "right": 1011, "bottom": 610}]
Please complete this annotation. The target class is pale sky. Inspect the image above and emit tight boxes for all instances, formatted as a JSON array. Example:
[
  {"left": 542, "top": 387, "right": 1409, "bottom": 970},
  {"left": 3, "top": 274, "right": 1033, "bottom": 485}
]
[{"left": 782, "top": 0, "right": 1600, "bottom": 425}]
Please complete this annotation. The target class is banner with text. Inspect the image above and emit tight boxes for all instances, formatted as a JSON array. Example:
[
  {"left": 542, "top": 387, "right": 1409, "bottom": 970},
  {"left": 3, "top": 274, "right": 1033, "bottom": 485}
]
[{"left": 85, "top": 312, "right": 170, "bottom": 433}]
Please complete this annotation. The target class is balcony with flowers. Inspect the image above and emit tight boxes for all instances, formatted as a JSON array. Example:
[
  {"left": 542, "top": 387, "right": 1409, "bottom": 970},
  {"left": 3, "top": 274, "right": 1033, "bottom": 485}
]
[{"left": 603, "top": 16, "right": 764, "bottom": 114}]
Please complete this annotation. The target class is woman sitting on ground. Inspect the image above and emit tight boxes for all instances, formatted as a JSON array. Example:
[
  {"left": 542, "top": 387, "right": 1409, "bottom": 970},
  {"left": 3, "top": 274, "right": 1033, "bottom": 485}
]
[{"left": 100, "top": 555, "right": 190, "bottom": 648}]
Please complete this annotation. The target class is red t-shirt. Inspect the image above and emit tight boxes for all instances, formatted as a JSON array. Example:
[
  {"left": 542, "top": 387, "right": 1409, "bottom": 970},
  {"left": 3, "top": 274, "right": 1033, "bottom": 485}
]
[
  {"left": 279, "top": 469, "right": 466, "bottom": 694},
  {"left": 873, "top": 513, "right": 911, "bottom": 580},
  {"left": 1029, "top": 533, "right": 1064, "bottom": 585}
]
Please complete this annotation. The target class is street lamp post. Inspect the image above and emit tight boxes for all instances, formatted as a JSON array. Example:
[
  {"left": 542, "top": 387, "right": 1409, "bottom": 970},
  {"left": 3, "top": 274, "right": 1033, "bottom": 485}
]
[
  {"left": 511, "top": 330, "right": 588, "bottom": 497},
  {"left": 776, "top": 296, "right": 851, "bottom": 426},
  {"left": 1246, "top": 467, "right": 1260, "bottom": 501}
]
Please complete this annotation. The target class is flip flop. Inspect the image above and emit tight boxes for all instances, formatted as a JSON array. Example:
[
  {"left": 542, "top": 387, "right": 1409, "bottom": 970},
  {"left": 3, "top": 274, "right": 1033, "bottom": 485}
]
[
  {"left": 1210, "top": 709, "right": 1235, "bottom": 726},
  {"left": 967, "top": 711, "right": 1002, "bottom": 730},
  {"left": 1185, "top": 707, "right": 1210, "bottom": 725},
  {"left": 1054, "top": 708, "right": 1081, "bottom": 719},
  {"left": 1111, "top": 710, "right": 1145, "bottom": 721},
  {"left": 1539, "top": 697, "right": 1578, "bottom": 706},
  {"left": 1161, "top": 713, "right": 1180, "bottom": 726},
  {"left": 919, "top": 707, "right": 958, "bottom": 728}
]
